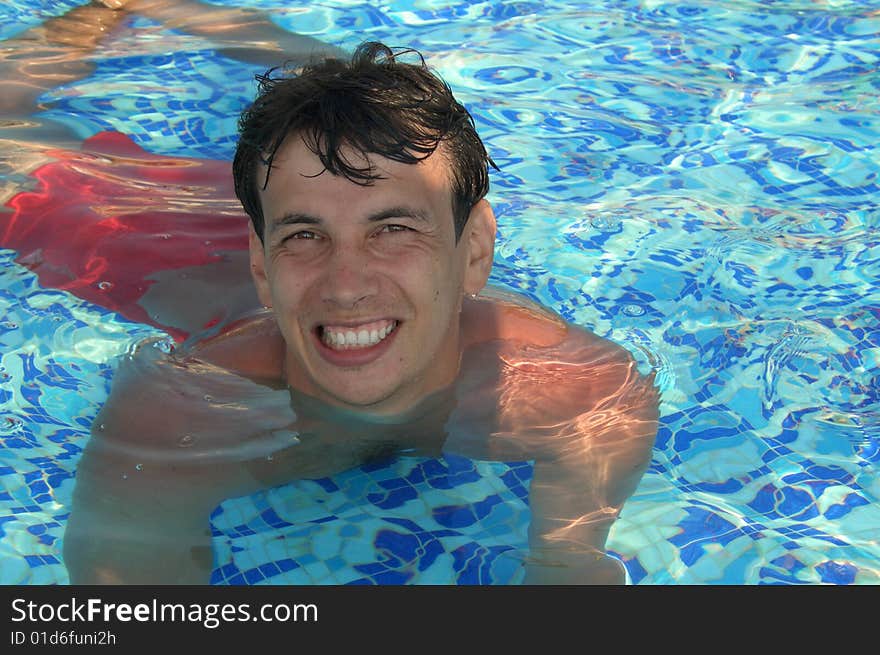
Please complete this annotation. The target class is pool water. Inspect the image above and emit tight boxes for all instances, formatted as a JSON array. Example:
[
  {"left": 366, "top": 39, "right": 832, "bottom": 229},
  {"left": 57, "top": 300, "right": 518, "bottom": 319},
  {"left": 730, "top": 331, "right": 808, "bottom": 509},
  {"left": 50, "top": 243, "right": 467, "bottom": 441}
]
[{"left": 1, "top": 0, "right": 878, "bottom": 584}]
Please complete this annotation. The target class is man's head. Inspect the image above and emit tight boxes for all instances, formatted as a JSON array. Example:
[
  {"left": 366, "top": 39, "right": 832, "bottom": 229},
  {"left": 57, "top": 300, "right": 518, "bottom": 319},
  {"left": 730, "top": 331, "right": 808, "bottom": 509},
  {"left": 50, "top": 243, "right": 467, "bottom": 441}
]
[
  {"left": 233, "top": 41, "right": 498, "bottom": 415},
  {"left": 233, "top": 40, "right": 496, "bottom": 244}
]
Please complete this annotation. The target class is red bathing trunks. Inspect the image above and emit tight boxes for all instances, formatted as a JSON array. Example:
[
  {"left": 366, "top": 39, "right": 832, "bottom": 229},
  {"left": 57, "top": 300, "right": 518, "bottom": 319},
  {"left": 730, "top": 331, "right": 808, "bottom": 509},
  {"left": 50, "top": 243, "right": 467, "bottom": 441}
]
[{"left": 1, "top": 131, "right": 252, "bottom": 341}]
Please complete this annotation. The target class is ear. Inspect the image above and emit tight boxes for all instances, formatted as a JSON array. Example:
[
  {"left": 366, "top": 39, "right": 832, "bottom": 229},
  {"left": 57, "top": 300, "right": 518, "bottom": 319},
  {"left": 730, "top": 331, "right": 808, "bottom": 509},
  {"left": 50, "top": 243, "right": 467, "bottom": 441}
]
[
  {"left": 462, "top": 199, "right": 496, "bottom": 296},
  {"left": 248, "top": 221, "right": 273, "bottom": 308}
]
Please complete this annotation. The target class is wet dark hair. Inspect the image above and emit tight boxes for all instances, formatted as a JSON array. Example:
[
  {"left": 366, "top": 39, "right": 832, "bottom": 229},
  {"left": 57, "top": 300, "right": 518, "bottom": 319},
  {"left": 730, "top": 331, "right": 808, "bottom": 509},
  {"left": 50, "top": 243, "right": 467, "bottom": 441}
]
[{"left": 233, "top": 41, "right": 497, "bottom": 243}]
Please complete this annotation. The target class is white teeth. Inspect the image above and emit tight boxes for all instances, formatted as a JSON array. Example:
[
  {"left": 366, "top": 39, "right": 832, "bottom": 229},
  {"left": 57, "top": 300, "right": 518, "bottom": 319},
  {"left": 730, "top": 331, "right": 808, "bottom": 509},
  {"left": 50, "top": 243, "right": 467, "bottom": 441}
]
[{"left": 321, "top": 320, "right": 397, "bottom": 351}]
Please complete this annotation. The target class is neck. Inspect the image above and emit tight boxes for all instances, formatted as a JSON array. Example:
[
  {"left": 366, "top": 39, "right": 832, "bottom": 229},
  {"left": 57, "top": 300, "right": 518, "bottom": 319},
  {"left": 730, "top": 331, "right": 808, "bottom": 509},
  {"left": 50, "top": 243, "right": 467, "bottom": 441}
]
[{"left": 287, "top": 382, "right": 456, "bottom": 458}]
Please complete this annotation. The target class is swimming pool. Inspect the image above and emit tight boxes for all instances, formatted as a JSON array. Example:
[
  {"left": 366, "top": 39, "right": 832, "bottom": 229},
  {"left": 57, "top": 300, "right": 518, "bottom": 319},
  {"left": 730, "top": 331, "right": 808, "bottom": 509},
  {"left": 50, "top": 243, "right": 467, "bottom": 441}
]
[{"left": 1, "top": 0, "right": 877, "bottom": 584}]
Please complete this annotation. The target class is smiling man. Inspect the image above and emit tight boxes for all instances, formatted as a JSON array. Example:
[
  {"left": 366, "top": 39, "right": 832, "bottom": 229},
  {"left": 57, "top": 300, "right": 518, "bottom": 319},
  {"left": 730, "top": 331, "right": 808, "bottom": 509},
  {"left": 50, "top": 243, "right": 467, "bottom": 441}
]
[
  {"left": 246, "top": 135, "right": 495, "bottom": 415},
  {"left": 232, "top": 43, "right": 500, "bottom": 417},
  {"left": 64, "top": 42, "right": 660, "bottom": 585}
]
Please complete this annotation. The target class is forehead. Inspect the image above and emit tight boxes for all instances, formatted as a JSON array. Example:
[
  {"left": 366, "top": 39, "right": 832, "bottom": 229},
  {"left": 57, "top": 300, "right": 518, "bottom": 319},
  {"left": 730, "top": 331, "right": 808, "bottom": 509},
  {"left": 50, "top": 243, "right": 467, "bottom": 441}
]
[{"left": 258, "top": 135, "right": 453, "bottom": 210}]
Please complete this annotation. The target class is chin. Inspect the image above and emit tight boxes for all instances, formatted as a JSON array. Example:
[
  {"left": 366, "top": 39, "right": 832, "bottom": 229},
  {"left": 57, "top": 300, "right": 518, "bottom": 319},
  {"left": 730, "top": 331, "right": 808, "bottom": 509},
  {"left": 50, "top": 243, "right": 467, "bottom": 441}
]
[{"left": 314, "top": 383, "right": 407, "bottom": 415}]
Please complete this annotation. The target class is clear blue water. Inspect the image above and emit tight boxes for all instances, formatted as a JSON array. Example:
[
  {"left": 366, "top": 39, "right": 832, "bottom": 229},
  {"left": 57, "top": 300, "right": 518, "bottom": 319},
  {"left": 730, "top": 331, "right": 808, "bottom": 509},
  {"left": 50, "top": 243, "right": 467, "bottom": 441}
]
[{"left": 0, "top": 0, "right": 878, "bottom": 584}]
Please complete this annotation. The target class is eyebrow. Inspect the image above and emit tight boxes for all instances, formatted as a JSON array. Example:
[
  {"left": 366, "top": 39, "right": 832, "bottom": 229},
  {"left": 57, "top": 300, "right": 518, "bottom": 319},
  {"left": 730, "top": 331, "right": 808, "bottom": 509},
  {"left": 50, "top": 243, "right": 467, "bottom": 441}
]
[{"left": 270, "top": 206, "right": 432, "bottom": 230}]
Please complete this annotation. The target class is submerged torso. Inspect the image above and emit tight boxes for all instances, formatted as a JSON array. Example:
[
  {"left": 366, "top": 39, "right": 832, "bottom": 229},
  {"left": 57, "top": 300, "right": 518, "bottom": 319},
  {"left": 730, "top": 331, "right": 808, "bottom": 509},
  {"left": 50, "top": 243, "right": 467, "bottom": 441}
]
[
  {"left": 68, "top": 287, "right": 656, "bottom": 584},
  {"left": 110, "top": 287, "right": 579, "bottom": 486}
]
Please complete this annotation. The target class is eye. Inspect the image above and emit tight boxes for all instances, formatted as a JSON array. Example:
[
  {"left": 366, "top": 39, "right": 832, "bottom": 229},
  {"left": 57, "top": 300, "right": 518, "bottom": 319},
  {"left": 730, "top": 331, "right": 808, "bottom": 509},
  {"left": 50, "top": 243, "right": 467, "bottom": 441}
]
[
  {"left": 378, "top": 224, "right": 412, "bottom": 234},
  {"left": 283, "top": 230, "right": 320, "bottom": 243}
]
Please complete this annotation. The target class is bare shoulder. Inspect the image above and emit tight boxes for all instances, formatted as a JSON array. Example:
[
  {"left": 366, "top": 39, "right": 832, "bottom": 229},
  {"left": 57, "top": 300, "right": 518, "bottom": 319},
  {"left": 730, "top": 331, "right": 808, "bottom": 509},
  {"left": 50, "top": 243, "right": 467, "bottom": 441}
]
[
  {"left": 463, "top": 287, "right": 659, "bottom": 426},
  {"left": 92, "top": 313, "right": 292, "bottom": 459},
  {"left": 74, "top": 324, "right": 296, "bottom": 531},
  {"left": 183, "top": 309, "right": 287, "bottom": 382},
  {"left": 463, "top": 286, "right": 635, "bottom": 361}
]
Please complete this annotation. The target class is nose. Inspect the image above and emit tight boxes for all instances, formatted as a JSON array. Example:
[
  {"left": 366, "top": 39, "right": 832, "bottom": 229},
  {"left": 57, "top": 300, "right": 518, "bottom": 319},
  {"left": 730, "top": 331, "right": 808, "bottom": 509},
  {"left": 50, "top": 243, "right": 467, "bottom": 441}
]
[{"left": 319, "top": 244, "right": 379, "bottom": 309}]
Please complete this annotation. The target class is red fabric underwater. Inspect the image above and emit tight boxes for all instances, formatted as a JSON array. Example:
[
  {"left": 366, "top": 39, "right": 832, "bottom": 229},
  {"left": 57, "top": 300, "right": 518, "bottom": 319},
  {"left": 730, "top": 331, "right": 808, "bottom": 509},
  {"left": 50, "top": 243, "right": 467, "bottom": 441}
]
[{"left": 1, "top": 131, "right": 250, "bottom": 340}]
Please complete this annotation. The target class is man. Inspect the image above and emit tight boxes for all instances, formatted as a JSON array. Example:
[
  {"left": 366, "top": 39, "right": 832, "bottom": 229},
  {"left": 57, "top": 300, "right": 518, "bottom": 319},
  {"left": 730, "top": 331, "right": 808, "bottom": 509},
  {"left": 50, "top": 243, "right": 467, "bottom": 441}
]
[{"left": 63, "top": 41, "right": 659, "bottom": 584}]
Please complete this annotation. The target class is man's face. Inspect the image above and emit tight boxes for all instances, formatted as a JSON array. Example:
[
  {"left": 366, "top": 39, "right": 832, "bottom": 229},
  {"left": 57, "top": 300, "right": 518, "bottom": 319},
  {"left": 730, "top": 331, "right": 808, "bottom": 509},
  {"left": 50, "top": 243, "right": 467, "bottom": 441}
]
[{"left": 249, "top": 135, "right": 495, "bottom": 416}]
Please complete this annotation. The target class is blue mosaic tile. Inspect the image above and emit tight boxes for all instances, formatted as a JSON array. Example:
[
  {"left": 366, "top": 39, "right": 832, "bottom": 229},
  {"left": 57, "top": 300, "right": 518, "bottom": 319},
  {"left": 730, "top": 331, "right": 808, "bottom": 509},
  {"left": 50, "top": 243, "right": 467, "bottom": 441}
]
[{"left": 817, "top": 560, "right": 858, "bottom": 584}]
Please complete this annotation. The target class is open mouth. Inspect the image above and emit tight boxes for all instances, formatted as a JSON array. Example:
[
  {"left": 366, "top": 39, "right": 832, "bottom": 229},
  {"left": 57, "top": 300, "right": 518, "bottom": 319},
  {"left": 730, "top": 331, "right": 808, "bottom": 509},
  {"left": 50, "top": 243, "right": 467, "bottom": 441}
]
[{"left": 317, "top": 319, "right": 399, "bottom": 351}]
